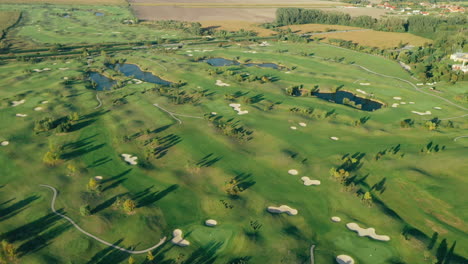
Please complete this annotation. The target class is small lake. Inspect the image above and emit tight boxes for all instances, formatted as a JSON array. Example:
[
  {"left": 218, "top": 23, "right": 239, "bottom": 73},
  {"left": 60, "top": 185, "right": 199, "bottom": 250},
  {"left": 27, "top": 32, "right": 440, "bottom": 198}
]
[
  {"left": 113, "top": 64, "right": 172, "bottom": 86},
  {"left": 205, "top": 58, "right": 280, "bottom": 69},
  {"left": 313, "top": 90, "right": 383, "bottom": 111},
  {"left": 205, "top": 58, "right": 239, "bottom": 67},
  {"left": 95, "top": 12, "right": 104, "bottom": 16},
  {"left": 89, "top": 72, "right": 116, "bottom": 91}
]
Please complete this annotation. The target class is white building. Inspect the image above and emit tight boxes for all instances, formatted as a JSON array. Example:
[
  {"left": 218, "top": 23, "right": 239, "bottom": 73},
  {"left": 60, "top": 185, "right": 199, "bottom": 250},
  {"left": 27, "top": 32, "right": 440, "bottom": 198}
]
[{"left": 450, "top": 53, "right": 468, "bottom": 73}]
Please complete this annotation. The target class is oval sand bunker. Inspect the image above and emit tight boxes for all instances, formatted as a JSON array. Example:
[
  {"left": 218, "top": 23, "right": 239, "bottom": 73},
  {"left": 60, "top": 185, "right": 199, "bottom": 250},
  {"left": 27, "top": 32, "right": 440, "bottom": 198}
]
[
  {"left": 205, "top": 219, "right": 218, "bottom": 227},
  {"left": 1, "top": 141, "right": 9, "bottom": 146},
  {"left": 288, "top": 169, "right": 298, "bottom": 175},
  {"left": 267, "top": 205, "right": 298, "bottom": 216},
  {"left": 331, "top": 216, "right": 341, "bottom": 222},
  {"left": 336, "top": 255, "right": 355, "bottom": 264}
]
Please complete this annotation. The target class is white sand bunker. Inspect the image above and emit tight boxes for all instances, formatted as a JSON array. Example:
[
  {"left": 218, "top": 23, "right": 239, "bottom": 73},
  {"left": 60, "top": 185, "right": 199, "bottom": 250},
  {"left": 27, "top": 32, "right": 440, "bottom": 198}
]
[
  {"left": 94, "top": 176, "right": 103, "bottom": 181},
  {"left": 16, "top": 114, "right": 27, "bottom": 117},
  {"left": 359, "top": 83, "right": 370, "bottom": 86},
  {"left": 393, "top": 97, "right": 402, "bottom": 100},
  {"left": 336, "top": 255, "right": 355, "bottom": 264},
  {"left": 267, "top": 205, "right": 298, "bottom": 216},
  {"left": 205, "top": 219, "right": 218, "bottom": 227},
  {"left": 290, "top": 126, "right": 297, "bottom": 130},
  {"left": 59, "top": 67, "right": 69, "bottom": 70},
  {"left": 331, "top": 216, "right": 341, "bottom": 222},
  {"left": 434, "top": 107, "right": 442, "bottom": 110},
  {"left": 411, "top": 110, "right": 432, "bottom": 116},
  {"left": 356, "top": 89, "right": 367, "bottom": 95},
  {"left": 41, "top": 101, "right": 49, "bottom": 104},
  {"left": 229, "top": 104, "right": 248, "bottom": 115},
  {"left": 216, "top": 80, "right": 230, "bottom": 87},
  {"left": 288, "top": 169, "right": 298, "bottom": 175},
  {"left": 11, "top": 99, "right": 25, "bottom": 107},
  {"left": 299, "top": 122, "right": 307, "bottom": 127},
  {"left": 346, "top": 223, "right": 390, "bottom": 241},
  {"left": 121, "top": 154, "right": 138, "bottom": 165},
  {"left": 301, "top": 177, "right": 320, "bottom": 186},
  {"left": 34, "top": 106, "right": 43, "bottom": 111},
  {"left": 391, "top": 103, "right": 399, "bottom": 108},
  {"left": 416, "top": 83, "right": 424, "bottom": 86},
  {"left": 171, "top": 229, "right": 190, "bottom": 247},
  {"left": 409, "top": 102, "right": 415, "bottom": 104},
  {"left": 1, "top": 141, "right": 9, "bottom": 146},
  {"left": 211, "top": 112, "right": 217, "bottom": 115},
  {"left": 330, "top": 137, "right": 339, "bottom": 141},
  {"left": 400, "top": 102, "right": 406, "bottom": 105}
]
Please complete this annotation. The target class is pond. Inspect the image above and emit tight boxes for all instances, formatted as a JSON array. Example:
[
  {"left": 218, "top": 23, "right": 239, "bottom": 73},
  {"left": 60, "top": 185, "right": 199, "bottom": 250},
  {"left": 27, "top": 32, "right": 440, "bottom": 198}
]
[
  {"left": 205, "top": 58, "right": 240, "bottom": 67},
  {"left": 113, "top": 64, "right": 172, "bottom": 86},
  {"left": 245, "top": 63, "right": 280, "bottom": 69},
  {"left": 313, "top": 90, "right": 383, "bottom": 111},
  {"left": 89, "top": 72, "right": 116, "bottom": 91},
  {"left": 95, "top": 12, "right": 104, "bottom": 16}
]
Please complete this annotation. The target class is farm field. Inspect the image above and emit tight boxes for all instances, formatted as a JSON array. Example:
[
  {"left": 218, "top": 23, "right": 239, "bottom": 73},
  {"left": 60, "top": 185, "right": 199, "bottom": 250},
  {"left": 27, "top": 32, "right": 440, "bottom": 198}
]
[
  {"left": 0, "top": 11, "right": 20, "bottom": 34},
  {"left": 129, "top": 0, "right": 388, "bottom": 22},
  {"left": 0, "top": 2, "right": 467, "bottom": 264},
  {"left": 0, "top": 0, "right": 125, "bottom": 5}
]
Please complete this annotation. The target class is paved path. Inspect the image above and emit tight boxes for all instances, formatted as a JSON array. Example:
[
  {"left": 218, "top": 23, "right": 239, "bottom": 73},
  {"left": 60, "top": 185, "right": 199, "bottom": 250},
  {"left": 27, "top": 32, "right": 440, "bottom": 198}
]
[
  {"left": 94, "top": 93, "right": 103, "bottom": 109},
  {"left": 40, "top": 184, "right": 167, "bottom": 254},
  {"left": 310, "top": 245, "right": 316, "bottom": 264},
  {"left": 454, "top": 135, "right": 468, "bottom": 142},
  {"left": 153, "top": 103, "right": 203, "bottom": 124}
]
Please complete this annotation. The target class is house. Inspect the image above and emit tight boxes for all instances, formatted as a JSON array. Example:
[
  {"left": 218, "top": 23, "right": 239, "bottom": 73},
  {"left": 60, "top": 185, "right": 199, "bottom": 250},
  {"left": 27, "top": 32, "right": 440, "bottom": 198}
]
[{"left": 450, "top": 53, "right": 468, "bottom": 73}]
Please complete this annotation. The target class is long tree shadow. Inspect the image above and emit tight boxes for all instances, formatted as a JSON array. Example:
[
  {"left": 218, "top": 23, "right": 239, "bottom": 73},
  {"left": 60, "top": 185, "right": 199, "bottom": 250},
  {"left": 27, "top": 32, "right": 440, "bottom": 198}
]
[
  {"left": 18, "top": 222, "right": 71, "bottom": 256},
  {"left": 182, "top": 241, "right": 224, "bottom": 264},
  {"left": 92, "top": 193, "right": 128, "bottom": 214},
  {"left": 62, "top": 143, "right": 106, "bottom": 160},
  {"left": 0, "top": 195, "right": 39, "bottom": 222},
  {"left": 86, "top": 239, "right": 130, "bottom": 264},
  {"left": 154, "top": 134, "right": 182, "bottom": 159},
  {"left": 233, "top": 172, "right": 256, "bottom": 191},
  {"left": 196, "top": 153, "right": 222, "bottom": 167},
  {"left": 135, "top": 184, "right": 179, "bottom": 208},
  {"left": 88, "top": 156, "right": 113, "bottom": 168},
  {"left": 101, "top": 169, "right": 132, "bottom": 192}
]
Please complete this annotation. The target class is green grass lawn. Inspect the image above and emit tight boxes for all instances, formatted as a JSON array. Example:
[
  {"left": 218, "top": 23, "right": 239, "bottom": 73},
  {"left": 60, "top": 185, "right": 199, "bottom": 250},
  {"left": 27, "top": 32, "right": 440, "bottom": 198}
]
[{"left": 0, "top": 5, "right": 467, "bottom": 264}]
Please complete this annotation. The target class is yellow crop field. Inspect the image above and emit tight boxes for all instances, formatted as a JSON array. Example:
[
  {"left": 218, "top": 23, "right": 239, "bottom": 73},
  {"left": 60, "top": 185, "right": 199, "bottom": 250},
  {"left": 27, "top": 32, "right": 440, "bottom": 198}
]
[
  {"left": 281, "top": 23, "right": 362, "bottom": 33},
  {"left": 321, "top": 30, "right": 432, "bottom": 48},
  {"left": 0, "top": 11, "right": 21, "bottom": 34}
]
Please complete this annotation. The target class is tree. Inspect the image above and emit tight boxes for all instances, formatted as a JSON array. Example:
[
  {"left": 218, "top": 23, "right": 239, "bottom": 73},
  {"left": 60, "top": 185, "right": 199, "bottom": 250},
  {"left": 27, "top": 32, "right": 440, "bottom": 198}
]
[
  {"left": 362, "top": 191, "right": 373, "bottom": 206},
  {"left": 0, "top": 240, "right": 17, "bottom": 263},
  {"left": 128, "top": 256, "right": 135, "bottom": 264},
  {"left": 69, "top": 112, "right": 80, "bottom": 122},
  {"left": 224, "top": 178, "right": 243, "bottom": 196},
  {"left": 43, "top": 144, "right": 63, "bottom": 166},
  {"left": 80, "top": 204, "right": 91, "bottom": 216},
  {"left": 123, "top": 199, "right": 136, "bottom": 213},
  {"left": 87, "top": 178, "right": 101, "bottom": 193},
  {"left": 147, "top": 251, "right": 155, "bottom": 261}
]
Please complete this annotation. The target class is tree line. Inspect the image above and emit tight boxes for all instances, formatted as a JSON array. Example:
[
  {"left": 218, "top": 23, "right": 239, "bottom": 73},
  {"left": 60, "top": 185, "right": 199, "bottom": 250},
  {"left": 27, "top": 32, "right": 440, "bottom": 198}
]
[{"left": 274, "top": 8, "right": 467, "bottom": 34}]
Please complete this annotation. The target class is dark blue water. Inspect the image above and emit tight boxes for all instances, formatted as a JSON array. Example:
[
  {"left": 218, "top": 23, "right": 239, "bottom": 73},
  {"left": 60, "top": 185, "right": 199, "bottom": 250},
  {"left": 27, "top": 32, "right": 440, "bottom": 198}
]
[
  {"left": 313, "top": 90, "right": 382, "bottom": 111},
  {"left": 245, "top": 63, "right": 279, "bottom": 69},
  {"left": 113, "top": 64, "right": 172, "bottom": 86},
  {"left": 89, "top": 72, "right": 116, "bottom": 91},
  {"left": 205, "top": 58, "right": 240, "bottom": 66}
]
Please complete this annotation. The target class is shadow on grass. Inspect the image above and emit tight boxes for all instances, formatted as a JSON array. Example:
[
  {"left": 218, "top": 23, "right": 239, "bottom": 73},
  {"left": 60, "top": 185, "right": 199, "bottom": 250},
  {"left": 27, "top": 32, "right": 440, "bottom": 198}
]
[
  {"left": 86, "top": 239, "right": 130, "bottom": 264},
  {"left": 0, "top": 195, "right": 39, "bottom": 222},
  {"left": 196, "top": 153, "right": 222, "bottom": 167},
  {"left": 134, "top": 184, "right": 179, "bottom": 208}
]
